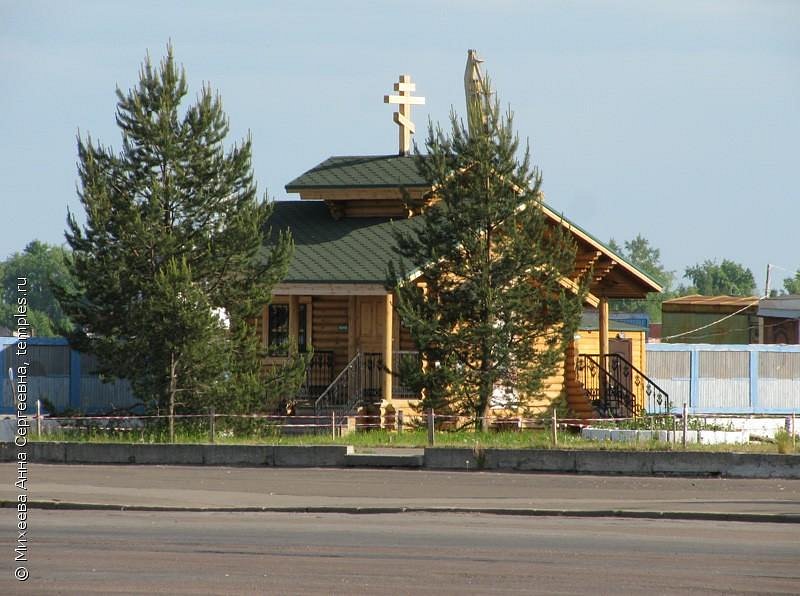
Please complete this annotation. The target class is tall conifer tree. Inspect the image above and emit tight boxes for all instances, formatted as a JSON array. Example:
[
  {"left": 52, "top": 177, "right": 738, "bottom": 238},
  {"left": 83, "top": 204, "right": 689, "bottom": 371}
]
[
  {"left": 390, "top": 79, "right": 587, "bottom": 430},
  {"left": 56, "top": 46, "right": 305, "bottom": 423}
]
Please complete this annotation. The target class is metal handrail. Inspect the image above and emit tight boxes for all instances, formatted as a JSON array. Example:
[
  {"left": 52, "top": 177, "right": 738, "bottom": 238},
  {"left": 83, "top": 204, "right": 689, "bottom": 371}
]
[
  {"left": 314, "top": 352, "right": 361, "bottom": 410},
  {"left": 577, "top": 353, "right": 670, "bottom": 417},
  {"left": 602, "top": 352, "right": 671, "bottom": 414}
]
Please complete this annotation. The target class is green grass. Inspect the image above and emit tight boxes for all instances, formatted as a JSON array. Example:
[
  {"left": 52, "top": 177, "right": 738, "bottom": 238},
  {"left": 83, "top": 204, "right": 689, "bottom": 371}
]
[{"left": 29, "top": 425, "right": 797, "bottom": 453}]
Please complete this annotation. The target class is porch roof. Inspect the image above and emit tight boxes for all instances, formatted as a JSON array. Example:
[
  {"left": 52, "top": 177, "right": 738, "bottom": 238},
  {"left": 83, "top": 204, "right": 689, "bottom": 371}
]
[{"left": 266, "top": 201, "right": 421, "bottom": 283}]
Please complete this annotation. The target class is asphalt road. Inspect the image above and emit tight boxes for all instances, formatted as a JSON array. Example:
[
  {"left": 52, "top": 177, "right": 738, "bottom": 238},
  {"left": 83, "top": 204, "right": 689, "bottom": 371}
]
[
  {"left": 1, "top": 463, "right": 799, "bottom": 518},
  {"left": 2, "top": 509, "right": 798, "bottom": 595}
]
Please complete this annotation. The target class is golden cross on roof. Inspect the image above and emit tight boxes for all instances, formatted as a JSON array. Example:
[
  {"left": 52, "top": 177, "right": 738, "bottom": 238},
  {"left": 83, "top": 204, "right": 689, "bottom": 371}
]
[{"left": 384, "top": 74, "right": 425, "bottom": 156}]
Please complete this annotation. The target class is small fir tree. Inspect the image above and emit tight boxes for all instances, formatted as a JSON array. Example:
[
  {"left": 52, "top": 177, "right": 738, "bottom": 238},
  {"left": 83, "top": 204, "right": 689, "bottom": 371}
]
[
  {"left": 389, "top": 79, "right": 587, "bottom": 431},
  {"left": 56, "top": 46, "right": 306, "bottom": 422}
]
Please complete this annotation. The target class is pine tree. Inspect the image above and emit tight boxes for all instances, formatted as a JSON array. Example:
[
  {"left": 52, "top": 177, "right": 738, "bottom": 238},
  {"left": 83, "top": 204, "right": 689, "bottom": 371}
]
[
  {"left": 389, "top": 80, "right": 587, "bottom": 431},
  {"left": 56, "top": 46, "right": 306, "bottom": 423}
]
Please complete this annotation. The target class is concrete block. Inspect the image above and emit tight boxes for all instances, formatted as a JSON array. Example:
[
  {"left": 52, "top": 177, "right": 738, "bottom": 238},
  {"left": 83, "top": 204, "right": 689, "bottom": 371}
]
[
  {"left": 721, "top": 453, "right": 800, "bottom": 479},
  {"left": 486, "top": 449, "right": 577, "bottom": 472},
  {"left": 423, "top": 448, "right": 475, "bottom": 470},
  {"left": 30, "top": 442, "right": 67, "bottom": 463},
  {"left": 0, "top": 442, "right": 17, "bottom": 461},
  {"left": 344, "top": 453, "right": 423, "bottom": 468},
  {"left": 575, "top": 450, "right": 654, "bottom": 475},
  {"left": 650, "top": 451, "right": 721, "bottom": 476},
  {"left": 133, "top": 444, "right": 204, "bottom": 465},
  {"left": 65, "top": 442, "right": 134, "bottom": 464},
  {"left": 202, "top": 444, "right": 274, "bottom": 467},
  {"left": 272, "top": 445, "right": 350, "bottom": 467}
]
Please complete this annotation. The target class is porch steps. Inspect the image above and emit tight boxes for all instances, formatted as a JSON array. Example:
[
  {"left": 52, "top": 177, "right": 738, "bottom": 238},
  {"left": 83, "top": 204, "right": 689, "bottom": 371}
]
[
  {"left": 565, "top": 374, "right": 597, "bottom": 421},
  {"left": 344, "top": 449, "right": 424, "bottom": 468}
]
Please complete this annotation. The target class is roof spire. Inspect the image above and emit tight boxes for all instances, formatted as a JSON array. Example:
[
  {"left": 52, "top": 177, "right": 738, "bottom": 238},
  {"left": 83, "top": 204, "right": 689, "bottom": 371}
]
[
  {"left": 464, "top": 49, "right": 492, "bottom": 134},
  {"left": 384, "top": 74, "right": 425, "bottom": 156}
]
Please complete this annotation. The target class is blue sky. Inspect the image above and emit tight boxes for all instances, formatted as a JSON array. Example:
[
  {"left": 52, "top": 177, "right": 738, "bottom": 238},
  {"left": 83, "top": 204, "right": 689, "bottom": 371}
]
[{"left": 2, "top": 1, "right": 798, "bottom": 291}]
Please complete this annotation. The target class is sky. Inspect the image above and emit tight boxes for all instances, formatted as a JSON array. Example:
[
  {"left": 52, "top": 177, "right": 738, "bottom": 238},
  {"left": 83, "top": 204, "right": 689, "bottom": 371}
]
[{"left": 1, "top": 1, "right": 798, "bottom": 292}]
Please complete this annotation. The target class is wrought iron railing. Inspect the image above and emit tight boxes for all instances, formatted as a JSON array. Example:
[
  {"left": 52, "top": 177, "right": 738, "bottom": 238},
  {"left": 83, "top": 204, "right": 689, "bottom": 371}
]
[
  {"left": 576, "top": 353, "right": 671, "bottom": 417},
  {"left": 314, "top": 352, "right": 365, "bottom": 416},
  {"left": 297, "top": 350, "right": 335, "bottom": 401},
  {"left": 361, "top": 352, "right": 384, "bottom": 401}
]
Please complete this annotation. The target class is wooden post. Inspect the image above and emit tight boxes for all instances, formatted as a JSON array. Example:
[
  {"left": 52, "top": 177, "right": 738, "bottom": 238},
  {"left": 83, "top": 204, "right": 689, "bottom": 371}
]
[
  {"left": 36, "top": 400, "right": 42, "bottom": 437},
  {"left": 682, "top": 403, "right": 688, "bottom": 448},
  {"left": 209, "top": 407, "right": 215, "bottom": 444},
  {"left": 397, "top": 410, "right": 404, "bottom": 433},
  {"left": 427, "top": 408, "right": 435, "bottom": 446},
  {"left": 383, "top": 293, "right": 394, "bottom": 404},
  {"left": 599, "top": 297, "right": 609, "bottom": 406},
  {"left": 551, "top": 410, "right": 558, "bottom": 446},
  {"left": 599, "top": 297, "right": 609, "bottom": 361},
  {"left": 792, "top": 412, "right": 796, "bottom": 450},
  {"left": 289, "top": 295, "right": 299, "bottom": 352}
]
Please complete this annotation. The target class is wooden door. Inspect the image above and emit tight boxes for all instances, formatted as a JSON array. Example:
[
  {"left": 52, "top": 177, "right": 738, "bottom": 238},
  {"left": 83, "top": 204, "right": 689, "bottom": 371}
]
[
  {"left": 355, "top": 297, "right": 386, "bottom": 399},
  {"left": 356, "top": 297, "right": 385, "bottom": 353},
  {"left": 609, "top": 337, "right": 634, "bottom": 395}
]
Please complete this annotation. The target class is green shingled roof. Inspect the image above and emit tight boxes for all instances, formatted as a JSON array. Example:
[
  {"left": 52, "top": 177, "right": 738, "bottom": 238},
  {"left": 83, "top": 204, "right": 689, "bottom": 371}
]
[
  {"left": 267, "top": 201, "right": 422, "bottom": 283},
  {"left": 285, "top": 155, "right": 428, "bottom": 190},
  {"left": 277, "top": 155, "right": 662, "bottom": 292}
]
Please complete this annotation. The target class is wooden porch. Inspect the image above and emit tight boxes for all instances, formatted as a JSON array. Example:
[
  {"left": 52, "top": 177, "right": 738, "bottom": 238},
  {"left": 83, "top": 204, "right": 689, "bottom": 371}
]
[{"left": 260, "top": 284, "right": 419, "bottom": 416}]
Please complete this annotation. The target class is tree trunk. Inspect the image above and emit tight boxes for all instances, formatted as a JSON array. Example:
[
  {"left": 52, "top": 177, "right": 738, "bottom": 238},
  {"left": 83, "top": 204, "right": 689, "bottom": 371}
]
[
  {"left": 168, "top": 351, "right": 177, "bottom": 443},
  {"left": 480, "top": 401, "right": 491, "bottom": 433}
]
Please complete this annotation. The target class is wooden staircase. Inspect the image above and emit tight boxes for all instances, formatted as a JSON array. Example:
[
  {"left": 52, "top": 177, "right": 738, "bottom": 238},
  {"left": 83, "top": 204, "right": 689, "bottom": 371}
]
[{"left": 564, "top": 343, "right": 597, "bottom": 420}]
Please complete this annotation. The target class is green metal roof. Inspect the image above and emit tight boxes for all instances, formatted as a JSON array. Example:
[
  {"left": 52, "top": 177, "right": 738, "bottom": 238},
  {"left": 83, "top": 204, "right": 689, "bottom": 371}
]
[
  {"left": 267, "top": 201, "right": 422, "bottom": 283},
  {"left": 278, "top": 155, "right": 661, "bottom": 292},
  {"left": 285, "top": 155, "right": 428, "bottom": 191}
]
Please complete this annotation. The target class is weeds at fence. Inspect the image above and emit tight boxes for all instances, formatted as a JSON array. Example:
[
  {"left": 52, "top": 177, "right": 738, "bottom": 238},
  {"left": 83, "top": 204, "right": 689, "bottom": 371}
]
[{"left": 23, "top": 411, "right": 799, "bottom": 453}]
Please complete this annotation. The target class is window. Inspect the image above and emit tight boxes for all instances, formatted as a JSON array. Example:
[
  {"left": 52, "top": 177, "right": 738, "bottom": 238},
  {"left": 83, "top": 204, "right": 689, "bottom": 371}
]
[
  {"left": 267, "top": 304, "right": 290, "bottom": 356},
  {"left": 265, "top": 299, "right": 312, "bottom": 357}
]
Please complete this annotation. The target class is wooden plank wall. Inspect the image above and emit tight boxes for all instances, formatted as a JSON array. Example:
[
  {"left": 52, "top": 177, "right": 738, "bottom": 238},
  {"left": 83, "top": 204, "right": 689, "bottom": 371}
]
[
  {"left": 576, "top": 330, "right": 646, "bottom": 372},
  {"left": 311, "top": 296, "right": 350, "bottom": 372}
]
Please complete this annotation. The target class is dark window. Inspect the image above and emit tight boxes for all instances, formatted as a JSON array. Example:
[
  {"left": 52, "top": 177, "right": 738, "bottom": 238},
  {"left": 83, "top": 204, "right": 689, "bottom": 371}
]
[
  {"left": 267, "top": 304, "right": 289, "bottom": 356},
  {"left": 298, "top": 303, "right": 308, "bottom": 353}
]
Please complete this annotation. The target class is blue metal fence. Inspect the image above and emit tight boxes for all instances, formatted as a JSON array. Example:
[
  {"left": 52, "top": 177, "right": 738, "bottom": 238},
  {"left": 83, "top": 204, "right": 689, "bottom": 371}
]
[
  {"left": 647, "top": 343, "right": 800, "bottom": 414},
  {"left": 1, "top": 336, "right": 138, "bottom": 414}
]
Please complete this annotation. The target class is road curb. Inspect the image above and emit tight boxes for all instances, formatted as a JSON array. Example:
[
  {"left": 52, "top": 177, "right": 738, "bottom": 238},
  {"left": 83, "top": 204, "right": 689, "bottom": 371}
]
[{"left": 4, "top": 500, "right": 799, "bottom": 524}]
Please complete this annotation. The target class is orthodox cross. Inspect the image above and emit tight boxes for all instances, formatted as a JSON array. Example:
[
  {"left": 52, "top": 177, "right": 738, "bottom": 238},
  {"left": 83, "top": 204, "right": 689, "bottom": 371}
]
[{"left": 384, "top": 74, "right": 425, "bottom": 156}]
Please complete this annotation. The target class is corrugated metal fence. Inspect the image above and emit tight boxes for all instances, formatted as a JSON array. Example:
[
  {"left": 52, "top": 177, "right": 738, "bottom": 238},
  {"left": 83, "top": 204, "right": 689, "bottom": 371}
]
[
  {"left": 1, "top": 337, "right": 138, "bottom": 414},
  {"left": 647, "top": 343, "right": 800, "bottom": 413}
]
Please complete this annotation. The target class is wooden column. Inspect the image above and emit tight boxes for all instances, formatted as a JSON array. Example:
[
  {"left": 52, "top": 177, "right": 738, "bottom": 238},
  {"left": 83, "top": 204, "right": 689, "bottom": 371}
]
[
  {"left": 599, "top": 297, "right": 609, "bottom": 361},
  {"left": 347, "top": 296, "right": 357, "bottom": 359},
  {"left": 289, "top": 295, "right": 299, "bottom": 353},
  {"left": 383, "top": 293, "right": 394, "bottom": 402}
]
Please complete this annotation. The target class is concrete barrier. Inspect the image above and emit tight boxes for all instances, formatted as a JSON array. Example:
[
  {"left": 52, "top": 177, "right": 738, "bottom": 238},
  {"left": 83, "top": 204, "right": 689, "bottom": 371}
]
[
  {"left": 424, "top": 447, "right": 800, "bottom": 478},
  {"left": 133, "top": 444, "right": 205, "bottom": 465},
  {"left": 202, "top": 444, "right": 273, "bottom": 466},
  {"left": 486, "top": 449, "right": 578, "bottom": 472},
  {"left": 0, "top": 442, "right": 68, "bottom": 463},
  {"left": 3, "top": 443, "right": 799, "bottom": 477},
  {"left": 1, "top": 442, "right": 351, "bottom": 468},
  {"left": 272, "top": 445, "right": 351, "bottom": 467},
  {"left": 66, "top": 443, "right": 135, "bottom": 464},
  {"left": 575, "top": 451, "right": 655, "bottom": 476}
]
